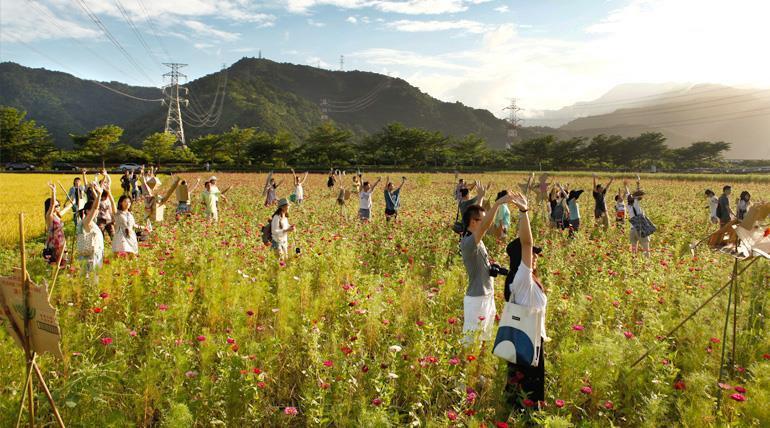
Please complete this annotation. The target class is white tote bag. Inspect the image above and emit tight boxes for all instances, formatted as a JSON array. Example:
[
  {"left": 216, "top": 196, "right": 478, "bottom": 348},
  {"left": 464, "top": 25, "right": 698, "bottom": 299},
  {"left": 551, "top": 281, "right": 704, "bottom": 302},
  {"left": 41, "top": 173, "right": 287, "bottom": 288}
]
[{"left": 493, "top": 300, "right": 543, "bottom": 366}]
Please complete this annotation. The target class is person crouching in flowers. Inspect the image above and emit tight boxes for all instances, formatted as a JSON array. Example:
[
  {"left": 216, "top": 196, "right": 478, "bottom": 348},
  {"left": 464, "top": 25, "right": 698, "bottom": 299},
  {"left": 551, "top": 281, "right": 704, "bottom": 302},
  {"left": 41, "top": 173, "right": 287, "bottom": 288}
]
[
  {"left": 271, "top": 198, "right": 294, "bottom": 258},
  {"left": 76, "top": 184, "right": 107, "bottom": 273},
  {"left": 502, "top": 192, "right": 548, "bottom": 412},
  {"left": 459, "top": 191, "right": 516, "bottom": 346},
  {"left": 111, "top": 195, "right": 140, "bottom": 255}
]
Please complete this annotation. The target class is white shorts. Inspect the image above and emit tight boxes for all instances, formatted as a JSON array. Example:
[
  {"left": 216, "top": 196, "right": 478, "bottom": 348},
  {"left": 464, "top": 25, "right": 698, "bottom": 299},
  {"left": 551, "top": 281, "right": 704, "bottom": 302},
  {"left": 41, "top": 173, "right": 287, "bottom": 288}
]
[{"left": 463, "top": 293, "right": 497, "bottom": 345}]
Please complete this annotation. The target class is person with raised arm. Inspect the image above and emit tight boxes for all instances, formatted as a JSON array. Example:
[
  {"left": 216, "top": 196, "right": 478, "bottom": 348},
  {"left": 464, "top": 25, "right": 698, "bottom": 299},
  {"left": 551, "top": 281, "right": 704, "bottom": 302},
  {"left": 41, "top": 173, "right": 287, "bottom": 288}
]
[
  {"left": 68, "top": 169, "right": 88, "bottom": 226},
  {"left": 459, "top": 190, "right": 516, "bottom": 346},
  {"left": 291, "top": 168, "right": 309, "bottom": 204},
  {"left": 201, "top": 177, "right": 229, "bottom": 222},
  {"left": 592, "top": 173, "right": 615, "bottom": 230},
  {"left": 502, "top": 192, "right": 548, "bottom": 412},
  {"left": 358, "top": 176, "right": 382, "bottom": 222},
  {"left": 96, "top": 169, "right": 115, "bottom": 240},
  {"left": 140, "top": 167, "right": 180, "bottom": 231},
  {"left": 625, "top": 177, "right": 651, "bottom": 256},
  {"left": 384, "top": 176, "right": 406, "bottom": 222},
  {"left": 44, "top": 183, "right": 73, "bottom": 266},
  {"left": 263, "top": 175, "right": 283, "bottom": 207},
  {"left": 76, "top": 182, "right": 106, "bottom": 272},
  {"left": 271, "top": 198, "right": 295, "bottom": 259},
  {"left": 176, "top": 177, "right": 201, "bottom": 219}
]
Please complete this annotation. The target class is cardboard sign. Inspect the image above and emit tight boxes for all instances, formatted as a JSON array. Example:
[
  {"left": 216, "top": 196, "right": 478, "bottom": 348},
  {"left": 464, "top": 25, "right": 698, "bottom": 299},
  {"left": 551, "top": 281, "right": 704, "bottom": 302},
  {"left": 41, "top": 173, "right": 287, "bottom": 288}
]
[{"left": 0, "top": 270, "right": 63, "bottom": 359}]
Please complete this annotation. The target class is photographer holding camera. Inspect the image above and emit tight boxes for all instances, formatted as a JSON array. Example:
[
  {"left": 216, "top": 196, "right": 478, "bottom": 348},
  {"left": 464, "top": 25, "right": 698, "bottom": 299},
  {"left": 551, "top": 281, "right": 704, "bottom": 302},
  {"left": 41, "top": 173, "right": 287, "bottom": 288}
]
[{"left": 460, "top": 190, "right": 516, "bottom": 346}]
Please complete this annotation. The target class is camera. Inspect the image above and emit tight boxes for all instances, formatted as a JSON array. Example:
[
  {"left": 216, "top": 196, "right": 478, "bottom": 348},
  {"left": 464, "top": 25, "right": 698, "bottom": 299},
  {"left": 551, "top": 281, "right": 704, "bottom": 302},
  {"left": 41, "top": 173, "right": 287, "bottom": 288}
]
[{"left": 489, "top": 263, "right": 509, "bottom": 277}]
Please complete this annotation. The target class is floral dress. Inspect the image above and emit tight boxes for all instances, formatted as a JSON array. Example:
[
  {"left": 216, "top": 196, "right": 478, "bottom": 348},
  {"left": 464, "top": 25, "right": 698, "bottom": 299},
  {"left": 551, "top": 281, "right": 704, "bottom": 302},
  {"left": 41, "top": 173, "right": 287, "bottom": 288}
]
[
  {"left": 112, "top": 211, "right": 139, "bottom": 254},
  {"left": 45, "top": 215, "right": 66, "bottom": 265}
]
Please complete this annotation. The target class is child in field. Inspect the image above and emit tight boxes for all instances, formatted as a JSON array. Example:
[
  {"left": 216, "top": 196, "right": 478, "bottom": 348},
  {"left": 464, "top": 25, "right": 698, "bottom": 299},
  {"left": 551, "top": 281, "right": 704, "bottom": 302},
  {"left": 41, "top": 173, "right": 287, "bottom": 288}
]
[
  {"left": 112, "top": 195, "right": 139, "bottom": 255},
  {"left": 736, "top": 191, "right": 751, "bottom": 220},
  {"left": 384, "top": 176, "right": 406, "bottom": 222},
  {"left": 96, "top": 174, "right": 115, "bottom": 240},
  {"left": 44, "top": 183, "right": 73, "bottom": 266},
  {"left": 76, "top": 184, "right": 106, "bottom": 272},
  {"left": 493, "top": 190, "right": 511, "bottom": 239},
  {"left": 291, "top": 169, "right": 308, "bottom": 204},
  {"left": 358, "top": 177, "right": 382, "bottom": 222},
  {"left": 704, "top": 189, "right": 718, "bottom": 224},
  {"left": 614, "top": 192, "right": 626, "bottom": 227},
  {"left": 202, "top": 178, "right": 228, "bottom": 222},
  {"left": 271, "top": 198, "right": 294, "bottom": 258},
  {"left": 68, "top": 172, "right": 87, "bottom": 226},
  {"left": 625, "top": 177, "right": 650, "bottom": 256}
]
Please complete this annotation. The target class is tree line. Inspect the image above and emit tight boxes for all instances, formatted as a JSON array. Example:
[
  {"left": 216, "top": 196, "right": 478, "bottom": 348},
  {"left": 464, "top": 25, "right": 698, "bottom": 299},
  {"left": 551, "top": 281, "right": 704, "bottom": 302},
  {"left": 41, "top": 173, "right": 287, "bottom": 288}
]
[{"left": 1, "top": 106, "right": 732, "bottom": 170}]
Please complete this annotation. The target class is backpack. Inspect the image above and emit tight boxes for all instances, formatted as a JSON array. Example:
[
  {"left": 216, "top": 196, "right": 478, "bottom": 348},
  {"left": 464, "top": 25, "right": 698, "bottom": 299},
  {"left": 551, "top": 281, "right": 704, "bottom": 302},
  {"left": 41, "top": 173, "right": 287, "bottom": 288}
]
[{"left": 261, "top": 218, "right": 272, "bottom": 245}]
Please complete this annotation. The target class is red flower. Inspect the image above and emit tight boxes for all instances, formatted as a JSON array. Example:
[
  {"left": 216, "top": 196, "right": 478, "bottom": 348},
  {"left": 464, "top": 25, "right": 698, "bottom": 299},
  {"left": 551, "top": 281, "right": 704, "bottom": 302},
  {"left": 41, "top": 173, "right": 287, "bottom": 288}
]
[
  {"left": 196, "top": 335, "right": 206, "bottom": 342},
  {"left": 257, "top": 381, "right": 266, "bottom": 389},
  {"left": 99, "top": 292, "right": 109, "bottom": 299},
  {"left": 763, "top": 353, "right": 770, "bottom": 360},
  {"left": 674, "top": 380, "right": 686, "bottom": 390},
  {"left": 158, "top": 304, "right": 168, "bottom": 311},
  {"left": 522, "top": 399, "right": 535, "bottom": 407},
  {"left": 709, "top": 337, "right": 721, "bottom": 344},
  {"left": 100, "top": 337, "right": 113, "bottom": 346},
  {"left": 319, "top": 381, "right": 330, "bottom": 390},
  {"left": 252, "top": 368, "right": 262, "bottom": 374},
  {"left": 371, "top": 397, "right": 382, "bottom": 406},
  {"left": 572, "top": 325, "right": 585, "bottom": 331},
  {"left": 92, "top": 307, "right": 102, "bottom": 314},
  {"left": 467, "top": 355, "right": 476, "bottom": 362},
  {"left": 496, "top": 423, "right": 510, "bottom": 428},
  {"left": 730, "top": 393, "right": 746, "bottom": 402},
  {"left": 446, "top": 410, "right": 457, "bottom": 421},
  {"left": 734, "top": 386, "right": 746, "bottom": 393},
  {"left": 554, "top": 399, "right": 565, "bottom": 408},
  {"left": 226, "top": 337, "right": 235, "bottom": 344},
  {"left": 323, "top": 360, "right": 333, "bottom": 367},
  {"left": 580, "top": 386, "right": 592, "bottom": 395},
  {"left": 340, "top": 346, "right": 353, "bottom": 356},
  {"left": 604, "top": 401, "right": 614, "bottom": 410},
  {"left": 448, "top": 317, "right": 457, "bottom": 325},
  {"left": 246, "top": 310, "right": 254, "bottom": 316},
  {"left": 624, "top": 331, "right": 634, "bottom": 339}
]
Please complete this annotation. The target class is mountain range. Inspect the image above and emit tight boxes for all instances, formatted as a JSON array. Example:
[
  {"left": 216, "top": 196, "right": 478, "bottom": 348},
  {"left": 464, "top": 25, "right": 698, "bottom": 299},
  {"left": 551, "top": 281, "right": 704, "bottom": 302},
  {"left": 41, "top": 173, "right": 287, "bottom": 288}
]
[{"left": 1, "top": 60, "right": 768, "bottom": 159}]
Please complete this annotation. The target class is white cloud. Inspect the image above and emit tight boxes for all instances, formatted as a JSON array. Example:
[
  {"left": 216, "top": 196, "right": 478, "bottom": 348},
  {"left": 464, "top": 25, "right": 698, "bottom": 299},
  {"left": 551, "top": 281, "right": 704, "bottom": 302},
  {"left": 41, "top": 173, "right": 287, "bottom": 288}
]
[
  {"left": 285, "top": 0, "right": 486, "bottom": 15},
  {"left": 306, "top": 56, "right": 333, "bottom": 68},
  {"left": 307, "top": 19, "right": 327, "bottom": 27},
  {"left": 386, "top": 19, "right": 487, "bottom": 34},
  {"left": 0, "top": 0, "right": 100, "bottom": 43},
  {"left": 194, "top": 42, "right": 215, "bottom": 49},
  {"left": 185, "top": 20, "right": 240, "bottom": 41},
  {"left": 347, "top": 16, "right": 359, "bottom": 24},
  {"left": 493, "top": 5, "right": 509, "bottom": 13},
  {"left": 349, "top": 48, "right": 471, "bottom": 71}
]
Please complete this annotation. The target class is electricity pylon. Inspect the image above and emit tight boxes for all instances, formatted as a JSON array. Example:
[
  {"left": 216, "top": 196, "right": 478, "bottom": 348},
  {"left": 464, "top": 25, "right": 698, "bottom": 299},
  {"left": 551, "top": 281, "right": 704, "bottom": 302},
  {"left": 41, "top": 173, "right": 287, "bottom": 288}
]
[{"left": 162, "top": 63, "right": 189, "bottom": 147}]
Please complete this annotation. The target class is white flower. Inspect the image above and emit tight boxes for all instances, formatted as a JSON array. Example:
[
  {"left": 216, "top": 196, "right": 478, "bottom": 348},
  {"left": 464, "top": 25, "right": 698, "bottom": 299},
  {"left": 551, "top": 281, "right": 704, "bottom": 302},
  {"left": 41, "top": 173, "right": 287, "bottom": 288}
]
[
  {"left": 387, "top": 372, "right": 399, "bottom": 379},
  {"left": 388, "top": 345, "right": 402, "bottom": 353}
]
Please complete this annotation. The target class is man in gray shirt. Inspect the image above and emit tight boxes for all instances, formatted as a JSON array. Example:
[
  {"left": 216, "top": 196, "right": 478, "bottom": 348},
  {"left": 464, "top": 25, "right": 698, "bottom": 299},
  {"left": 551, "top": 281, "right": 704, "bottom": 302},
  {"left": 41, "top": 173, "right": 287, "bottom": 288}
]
[{"left": 460, "top": 190, "right": 514, "bottom": 345}]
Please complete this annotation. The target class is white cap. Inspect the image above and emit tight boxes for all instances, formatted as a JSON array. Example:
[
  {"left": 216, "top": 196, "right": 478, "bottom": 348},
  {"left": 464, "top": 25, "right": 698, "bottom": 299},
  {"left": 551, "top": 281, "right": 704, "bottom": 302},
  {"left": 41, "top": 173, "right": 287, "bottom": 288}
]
[{"left": 208, "top": 176, "right": 217, "bottom": 182}]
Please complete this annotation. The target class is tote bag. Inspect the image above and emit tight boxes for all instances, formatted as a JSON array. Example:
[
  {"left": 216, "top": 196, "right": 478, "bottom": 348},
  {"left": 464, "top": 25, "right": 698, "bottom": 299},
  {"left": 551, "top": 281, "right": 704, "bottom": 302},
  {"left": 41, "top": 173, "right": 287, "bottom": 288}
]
[{"left": 493, "top": 300, "right": 543, "bottom": 366}]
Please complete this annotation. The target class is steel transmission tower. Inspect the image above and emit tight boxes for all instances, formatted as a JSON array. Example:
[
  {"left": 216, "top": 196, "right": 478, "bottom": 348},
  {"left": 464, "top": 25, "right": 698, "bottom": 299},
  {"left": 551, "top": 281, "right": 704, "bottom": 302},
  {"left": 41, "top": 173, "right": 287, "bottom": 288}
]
[
  {"left": 503, "top": 98, "right": 523, "bottom": 148},
  {"left": 162, "top": 63, "right": 189, "bottom": 147}
]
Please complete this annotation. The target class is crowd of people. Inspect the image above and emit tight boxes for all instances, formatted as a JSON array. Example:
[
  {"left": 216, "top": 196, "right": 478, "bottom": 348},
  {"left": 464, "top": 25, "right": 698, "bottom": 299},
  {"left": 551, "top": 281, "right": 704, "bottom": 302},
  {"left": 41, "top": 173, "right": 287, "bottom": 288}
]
[{"left": 40, "top": 168, "right": 756, "bottom": 420}]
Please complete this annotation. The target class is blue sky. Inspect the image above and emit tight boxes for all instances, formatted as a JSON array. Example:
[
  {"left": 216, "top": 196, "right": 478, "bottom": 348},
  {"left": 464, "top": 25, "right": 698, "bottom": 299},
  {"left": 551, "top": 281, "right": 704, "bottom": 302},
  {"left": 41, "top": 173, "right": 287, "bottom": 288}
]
[{"left": 1, "top": 0, "right": 768, "bottom": 117}]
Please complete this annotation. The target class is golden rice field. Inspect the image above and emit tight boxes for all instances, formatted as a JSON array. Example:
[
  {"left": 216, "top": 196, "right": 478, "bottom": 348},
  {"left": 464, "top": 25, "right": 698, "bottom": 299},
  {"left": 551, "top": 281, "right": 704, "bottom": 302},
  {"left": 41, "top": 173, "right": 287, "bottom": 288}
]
[{"left": 0, "top": 171, "right": 768, "bottom": 427}]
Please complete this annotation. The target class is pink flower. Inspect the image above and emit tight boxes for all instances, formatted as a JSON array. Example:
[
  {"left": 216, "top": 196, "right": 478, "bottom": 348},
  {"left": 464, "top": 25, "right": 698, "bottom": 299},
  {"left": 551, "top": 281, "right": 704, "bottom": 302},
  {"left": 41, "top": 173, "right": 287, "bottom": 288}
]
[
  {"left": 604, "top": 401, "right": 614, "bottom": 409},
  {"left": 554, "top": 399, "right": 565, "bottom": 408},
  {"left": 257, "top": 381, "right": 266, "bottom": 389},
  {"left": 284, "top": 406, "right": 298, "bottom": 415},
  {"left": 158, "top": 304, "right": 168, "bottom": 311},
  {"left": 226, "top": 338, "right": 235, "bottom": 344},
  {"left": 196, "top": 335, "right": 206, "bottom": 342},
  {"left": 624, "top": 331, "right": 634, "bottom": 339},
  {"left": 99, "top": 292, "right": 109, "bottom": 299},
  {"left": 730, "top": 393, "right": 746, "bottom": 402},
  {"left": 371, "top": 397, "right": 382, "bottom": 406},
  {"left": 709, "top": 337, "right": 721, "bottom": 344},
  {"left": 129, "top": 330, "right": 137, "bottom": 337},
  {"left": 323, "top": 360, "right": 333, "bottom": 367},
  {"left": 448, "top": 317, "right": 457, "bottom": 325},
  {"left": 448, "top": 357, "right": 460, "bottom": 366},
  {"left": 466, "top": 391, "right": 477, "bottom": 403},
  {"left": 446, "top": 410, "right": 457, "bottom": 421},
  {"left": 572, "top": 325, "right": 585, "bottom": 331},
  {"left": 100, "top": 337, "right": 113, "bottom": 346},
  {"left": 734, "top": 386, "right": 746, "bottom": 393},
  {"left": 185, "top": 370, "right": 198, "bottom": 378},
  {"left": 580, "top": 386, "right": 592, "bottom": 395},
  {"left": 718, "top": 383, "right": 732, "bottom": 390}
]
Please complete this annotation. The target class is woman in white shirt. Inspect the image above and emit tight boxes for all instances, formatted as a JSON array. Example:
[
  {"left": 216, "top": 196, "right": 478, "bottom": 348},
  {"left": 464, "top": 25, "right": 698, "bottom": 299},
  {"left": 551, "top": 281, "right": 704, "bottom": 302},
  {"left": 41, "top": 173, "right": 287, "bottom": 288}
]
[
  {"left": 705, "top": 189, "right": 718, "bottom": 224},
  {"left": 502, "top": 193, "right": 548, "bottom": 411},
  {"left": 291, "top": 169, "right": 308, "bottom": 204},
  {"left": 112, "top": 195, "right": 140, "bottom": 255},
  {"left": 271, "top": 198, "right": 294, "bottom": 258},
  {"left": 76, "top": 185, "right": 106, "bottom": 273}
]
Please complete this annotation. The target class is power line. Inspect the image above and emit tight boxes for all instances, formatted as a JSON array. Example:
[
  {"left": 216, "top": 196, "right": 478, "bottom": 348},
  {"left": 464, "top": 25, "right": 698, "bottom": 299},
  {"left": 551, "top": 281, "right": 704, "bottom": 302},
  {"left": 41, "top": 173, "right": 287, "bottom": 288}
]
[
  {"left": 134, "top": 0, "right": 171, "bottom": 61},
  {"left": 114, "top": 0, "right": 162, "bottom": 67},
  {"left": 3, "top": 32, "right": 163, "bottom": 102},
  {"left": 73, "top": 0, "right": 158, "bottom": 86},
  {"left": 25, "top": 0, "right": 146, "bottom": 85}
]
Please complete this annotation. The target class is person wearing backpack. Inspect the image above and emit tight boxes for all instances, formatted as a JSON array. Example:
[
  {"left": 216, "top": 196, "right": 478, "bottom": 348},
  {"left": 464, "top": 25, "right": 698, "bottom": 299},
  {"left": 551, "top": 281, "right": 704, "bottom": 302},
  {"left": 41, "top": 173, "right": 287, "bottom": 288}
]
[
  {"left": 271, "top": 198, "right": 294, "bottom": 258},
  {"left": 625, "top": 178, "right": 652, "bottom": 256}
]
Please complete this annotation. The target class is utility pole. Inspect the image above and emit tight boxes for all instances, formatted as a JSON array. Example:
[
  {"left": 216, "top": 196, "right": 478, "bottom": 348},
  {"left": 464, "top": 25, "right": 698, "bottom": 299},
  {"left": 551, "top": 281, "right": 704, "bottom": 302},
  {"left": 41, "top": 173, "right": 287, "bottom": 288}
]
[
  {"left": 503, "top": 98, "right": 523, "bottom": 148},
  {"left": 339, "top": 55, "right": 344, "bottom": 71},
  {"left": 162, "top": 63, "right": 188, "bottom": 147}
]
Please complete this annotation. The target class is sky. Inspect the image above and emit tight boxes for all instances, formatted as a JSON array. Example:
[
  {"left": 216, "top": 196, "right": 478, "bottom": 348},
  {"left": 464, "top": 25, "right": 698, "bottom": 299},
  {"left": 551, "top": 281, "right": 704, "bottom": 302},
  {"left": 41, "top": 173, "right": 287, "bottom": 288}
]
[{"left": 1, "top": 0, "right": 769, "bottom": 118}]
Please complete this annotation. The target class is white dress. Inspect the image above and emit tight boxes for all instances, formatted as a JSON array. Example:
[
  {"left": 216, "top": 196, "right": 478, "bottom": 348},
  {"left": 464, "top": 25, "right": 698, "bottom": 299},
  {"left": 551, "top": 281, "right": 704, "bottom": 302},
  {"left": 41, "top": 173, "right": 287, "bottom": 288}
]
[
  {"left": 295, "top": 184, "right": 304, "bottom": 201},
  {"left": 112, "top": 211, "right": 139, "bottom": 254}
]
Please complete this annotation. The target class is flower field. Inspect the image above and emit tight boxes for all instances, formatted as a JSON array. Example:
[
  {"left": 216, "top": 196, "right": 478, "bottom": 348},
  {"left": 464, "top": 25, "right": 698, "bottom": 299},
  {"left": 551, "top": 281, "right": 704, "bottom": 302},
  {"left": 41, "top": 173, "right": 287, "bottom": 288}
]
[{"left": 0, "top": 172, "right": 769, "bottom": 427}]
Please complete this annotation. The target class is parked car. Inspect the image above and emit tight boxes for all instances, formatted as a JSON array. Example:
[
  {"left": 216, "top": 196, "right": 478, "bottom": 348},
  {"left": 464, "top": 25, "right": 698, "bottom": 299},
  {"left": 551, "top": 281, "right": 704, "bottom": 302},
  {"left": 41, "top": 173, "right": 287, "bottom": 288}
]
[
  {"left": 5, "top": 162, "right": 35, "bottom": 171},
  {"left": 51, "top": 161, "right": 79, "bottom": 171},
  {"left": 116, "top": 163, "right": 142, "bottom": 172}
]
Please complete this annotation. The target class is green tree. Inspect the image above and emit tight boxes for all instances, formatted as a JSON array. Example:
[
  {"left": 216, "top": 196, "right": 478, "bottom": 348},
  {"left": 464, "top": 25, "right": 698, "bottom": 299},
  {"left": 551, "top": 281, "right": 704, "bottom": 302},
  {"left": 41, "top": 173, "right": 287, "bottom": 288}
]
[
  {"left": 671, "top": 141, "right": 731, "bottom": 167},
  {"left": 142, "top": 132, "right": 176, "bottom": 164},
  {"left": 222, "top": 126, "right": 256, "bottom": 166},
  {"left": 298, "top": 122, "right": 355, "bottom": 167},
  {"left": 71, "top": 125, "right": 124, "bottom": 162},
  {"left": 0, "top": 106, "right": 55, "bottom": 163},
  {"left": 189, "top": 134, "right": 232, "bottom": 164}
]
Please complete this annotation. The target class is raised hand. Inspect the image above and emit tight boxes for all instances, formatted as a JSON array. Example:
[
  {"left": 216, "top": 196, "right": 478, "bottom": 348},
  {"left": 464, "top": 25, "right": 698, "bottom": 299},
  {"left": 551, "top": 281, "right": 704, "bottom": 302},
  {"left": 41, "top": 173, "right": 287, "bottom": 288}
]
[{"left": 510, "top": 192, "right": 529, "bottom": 211}]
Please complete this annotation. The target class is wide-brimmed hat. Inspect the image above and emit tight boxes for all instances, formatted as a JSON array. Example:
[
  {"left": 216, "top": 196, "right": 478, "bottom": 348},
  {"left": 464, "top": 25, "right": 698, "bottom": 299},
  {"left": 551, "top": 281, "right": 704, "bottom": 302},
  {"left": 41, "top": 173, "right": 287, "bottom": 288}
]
[
  {"left": 277, "top": 198, "right": 289, "bottom": 208},
  {"left": 632, "top": 189, "right": 646, "bottom": 198}
]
